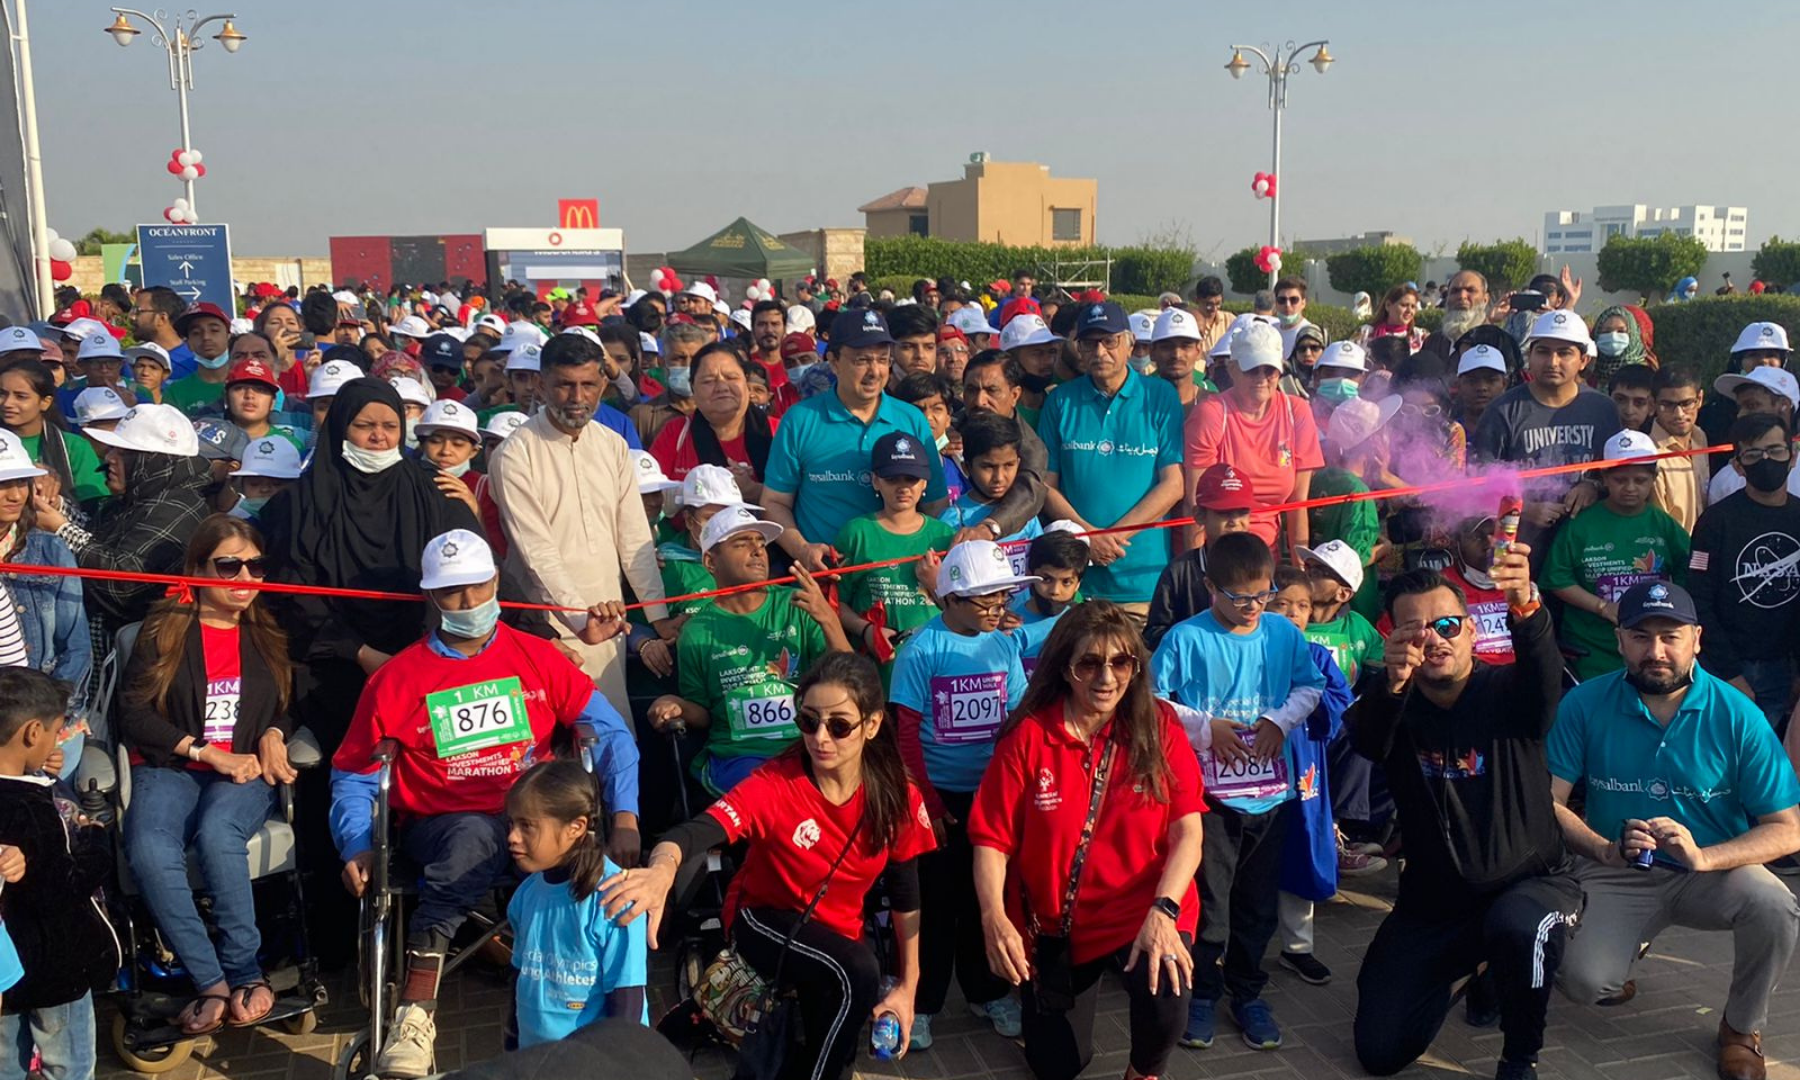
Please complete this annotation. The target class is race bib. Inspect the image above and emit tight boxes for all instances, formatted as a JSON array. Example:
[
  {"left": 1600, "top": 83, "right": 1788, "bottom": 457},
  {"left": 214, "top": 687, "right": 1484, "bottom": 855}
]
[
  {"left": 1203, "top": 729, "right": 1290, "bottom": 801},
  {"left": 426, "top": 677, "right": 532, "bottom": 760},
  {"left": 203, "top": 677, "right": 240, "bottom": 745},
  {"left": 1469, "top": 600, "right": 1510, "bottom": 654},
  {"left": 1596, "top": 572, "right": 1656, "bottom": 604},
  {"left": 1001, "top": 540, "right": 1031, "bottom": 579},
  {"left": 930, "top": 672, "right": 1008, "bottom": 745},
  {"left": 725, "top": 689, "right": 799, "bottom": 740}
]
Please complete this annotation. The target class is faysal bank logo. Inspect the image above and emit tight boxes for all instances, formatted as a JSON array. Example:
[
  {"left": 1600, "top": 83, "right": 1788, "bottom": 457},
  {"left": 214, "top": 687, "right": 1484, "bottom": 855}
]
[{"left": 1733, "top": 531, "right": 1800, "bottom": 610}]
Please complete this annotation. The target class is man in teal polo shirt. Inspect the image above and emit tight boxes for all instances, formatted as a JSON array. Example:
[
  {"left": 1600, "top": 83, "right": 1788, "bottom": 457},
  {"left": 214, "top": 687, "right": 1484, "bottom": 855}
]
[
  {"left": 764, "top": 308, "right": 947, "bottom": 572},
  {"left": 1037, "top": 301, "right": 1185, "bottom": 611},
  {"left": 1548, "top": 580, "right": 1800, "bottom": 1080}
]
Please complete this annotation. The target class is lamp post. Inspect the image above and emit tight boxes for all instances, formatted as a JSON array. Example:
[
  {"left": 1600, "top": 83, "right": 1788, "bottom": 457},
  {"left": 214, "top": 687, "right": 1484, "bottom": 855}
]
[
  {"left": 1225, "top": 39, "right": 1333, "bottom": 286},
  {"left": 105, "top": 7, "right": 245, "bottom": 220}
]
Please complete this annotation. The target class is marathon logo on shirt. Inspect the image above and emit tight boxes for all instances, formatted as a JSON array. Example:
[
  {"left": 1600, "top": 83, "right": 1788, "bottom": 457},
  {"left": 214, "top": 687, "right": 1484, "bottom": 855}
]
[
  {"left": 791, "top": 818, "right": 821, "bottom": 850},
  {"left": 1520, "top": 424, "right": 1597, "bottom": 456},
  {"left": 1059, "top": 438, "right": 1158, "bottom": 458},
  {"left": 1589, "top": 775, "right": 1733, "bottom": 804}
]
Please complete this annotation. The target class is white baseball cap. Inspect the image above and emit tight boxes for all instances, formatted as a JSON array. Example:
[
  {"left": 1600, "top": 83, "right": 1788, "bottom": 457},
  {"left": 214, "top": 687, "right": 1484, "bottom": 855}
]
[
  {"left": 76, "top": 331, "right": 123, "bottom": 362},
  {"left": 126, "top": 343, "right": 171, "bottom": 371},
  {"left": 1298, "top": 539, "right": 1364, "bottom": 593},
  {"left": 680, "top": 281, "right": 719, "bottom": 304},
  {"left": 700, "top": 503, "right": 783, "bottom": 553},
  {"left": 1326, "top": 395, "right": 1402, "bottom": 453},
  {"left": 390, "top": 315, "right": 432, "bottom": 340},
  {"left": 1603, "top": 428, "right": 1660, "bottom": 463},
  {"left": 1151, "top": 307, "right": 1201, "bottom": 343},
  {"left": 420, "top": 529, "right": 498, "bottom": 590},
  {"left": 1730, "top": 321, "right": 1791, "bottom": 355},
  {"left": 308, "top": 359, "right": 360, "bottom": 400},
  {"left": 999, "top": 313, "right": 1058, "bottom": 351},
  {"left": 560, "top": 325, "right": 601, "bottom": 346},
  {"left": 506, "top": 344, "right": 543, "bottom": 373},
  {"left": 639, "top": 331, "right": 661, "bottom": 356},
  {"left": 947, "top": 307, "right": 993, "bottom": 336},
  {"left": 937, "top": 539, "right": 1040, "bottom": 597},
  {"left": 231, "top": 436, "right": 304, "bottom": 479},
  {"left": 0, "top": 326, "right": 43, "bottom": 354},
  {"left": 475, "top": 313, "right": 509, "bottom": 338},
  {"left": 1526, "top": 309, "right": 1594, "bottom": 354},
  {"left": 61, "top": 317, "right": 110, "bottom": 341},
  {"left": 0, "top": 430, "right": 48, "bottom": 483},
  {"left": 1713, "top": 366, "right": 1800, "bottom": 410},
  {"left": 414, "top": 398, "right": 478, "bottom": 440},
  {"left": 1129, "top": 311, "right": 1156, "bottom": 343},
  {"left": 1317, "top": 341, "right": 1368, "bottom": 373},
  {"left": 86, "top": 403, "right": 200, "bottom": 456},
  {"left": 481, "top": 410, "right": 530, "bottom": 441},
  {"left": 623, "top": 289, "right": 649, "bottom": 307},
  {"left": 680, "top": 462, "right": 756, "bottom": 509},
  {"left": 729, "top": 309, "right": 753, "bottom": 332},
  {"left": 229, "top": 317, "right": 255, "bottom": 336},
  {"left": 496, "top": 322, "right": 547, "bottom": 354},
  {"left": 1230, "top": 321, "right": 1285, "bottom": 371},
  {"left": 1457, "top": 344, "right": 1508, "bottom": 376},
  {"left": 72, "top": 386, "right": 131, "bottom": 424},
  {"left": 1043, "top": 519, "right": 1091, "bottom": 545},
  {"left": 441, "top": 326, "right": 471, "bottom": 343},
  {"left": 786, "top": 306, "right": 816, "bottom": 334},
  {"left": 390, "top": 376, "right": 432, "bottom": 408},
  {"left": 632, "top": 450, "right": 681, "bottom": 494}
]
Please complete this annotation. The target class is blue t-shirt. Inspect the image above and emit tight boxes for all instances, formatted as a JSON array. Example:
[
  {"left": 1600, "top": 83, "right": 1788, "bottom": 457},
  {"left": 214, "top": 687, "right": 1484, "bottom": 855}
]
[
  {"left": 0, "top": 917, "right": 20, "bottom": 993},
  {"left": 595, "top": 402, "right": 643, "bottom": 451},
  {"left": 890, "top": 615, "right": 1027, "bottom": 793},
  {"left": 940, "top": 492, "right": 1042, "bottom": 575},
  {"left": 1037, "top": 370, "right": 1183, "bottom": 603},
  {"left": 166, "top": 342, "right": 198, "bottom": 382},
  {"left": 763, "top": 391, "right": 946, "bottom": 549},
  {"left": 942, "top": 454, "right": 966, "bottom": 505},
  {"left": 1151, "top": 609, "right": 1325, "bottom": 815},
  {"left": 1008, "top": 591, "right": 1069, "bottom": 674},
  {"left": 507, "top": 858, "right": 649, "bottom": 1046},
  {"left": 1548, "top": 666, "right": 1800, "bottom": 855}
]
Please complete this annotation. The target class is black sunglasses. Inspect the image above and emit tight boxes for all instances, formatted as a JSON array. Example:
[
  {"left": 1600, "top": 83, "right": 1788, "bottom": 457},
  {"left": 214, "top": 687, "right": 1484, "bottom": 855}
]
[
  {"left": 210, "top": 556, "right": 267, "bottom": 579},
  {"left": 1424, "top": 615, "right": 1467, "bottom": 641},
  {"left": 798, "top": 713, "right": 859, "bottom": 739}
]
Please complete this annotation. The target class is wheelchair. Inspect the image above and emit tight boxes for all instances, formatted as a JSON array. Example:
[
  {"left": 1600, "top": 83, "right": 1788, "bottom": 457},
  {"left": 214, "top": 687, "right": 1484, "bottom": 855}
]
[{"left": 77, "top": 622, "right": 327, "bottom": 1075}]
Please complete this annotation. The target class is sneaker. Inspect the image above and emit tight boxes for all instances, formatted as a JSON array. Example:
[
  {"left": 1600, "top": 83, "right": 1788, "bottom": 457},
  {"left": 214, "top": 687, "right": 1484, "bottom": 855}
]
[
  {"left": 1464, "top": 969, "right": 1499, "bottom": 1028},
  {"left": 909, "top": 1013, "right": 934, "bottom": 1051},
  {"left": 1494, "top": 1060, "right": 1537, "bottom": 1080},
  {"left": 1338, "top": 848, "right": 1390, "bottom": 877},
  {"left": 375, "top": 1004, "right": 437, "bottom": 1079},
  {"left": 970, "top": 996, "right": 1022, "bottom": 1039},
  {"left": 1278, "top": 950, "right": 1332, "bottom": 985},
  {"left": 1231, "top": 997, "right": 1283, "bottom": 1050},
  {"left": 1179, "top": 997, "right": 1215, "bottom": 1049}
]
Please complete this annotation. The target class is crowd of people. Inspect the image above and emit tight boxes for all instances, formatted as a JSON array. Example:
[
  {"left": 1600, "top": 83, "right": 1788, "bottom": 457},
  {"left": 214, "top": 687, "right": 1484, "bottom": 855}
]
[{"left": 0, "top": 264, "right": 1795, "bottom": 1080}]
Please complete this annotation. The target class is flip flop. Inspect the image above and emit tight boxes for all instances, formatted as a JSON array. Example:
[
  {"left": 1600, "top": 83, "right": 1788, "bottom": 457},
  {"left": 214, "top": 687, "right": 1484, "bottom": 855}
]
[
  {"left": 227, "top": 979, "right": 275, "bottom": 1028},
  {"left": 178, "top": 992, "right": 232, "bottom": 1038}
]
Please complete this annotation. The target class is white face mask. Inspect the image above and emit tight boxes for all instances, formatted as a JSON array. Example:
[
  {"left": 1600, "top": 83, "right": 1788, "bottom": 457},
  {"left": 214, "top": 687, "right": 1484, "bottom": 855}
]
[
  {"left": 440, "top": 458, "right": 471, "bottom": 477},
  {"left": 341, "top": 440, "right": 403, "bottom": 474}
]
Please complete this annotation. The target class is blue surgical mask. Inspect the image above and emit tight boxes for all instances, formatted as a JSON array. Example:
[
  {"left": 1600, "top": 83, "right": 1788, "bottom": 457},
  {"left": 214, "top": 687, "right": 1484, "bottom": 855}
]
[
  {"left": 440, "top": 458, "right": 471, "bottom": 478},
  {"left": 665, "top": 366, "right": 692, "bottom": 396},
  {"left": 438, "top": 595, "right": 500, "bottom": 639},
  {"left": 1317, "top": 377, "right": 1360, "bottom": 404},
  {"left": 1595, "top": 331, "right": 1630, "bottom": 357},
  {"left": 194, "top": 350, "right": 231, "bottom": 370},
  {"left": 788, "top": 361, "right": 817, "bottom": 384},
  {"left": 236, "top": 495, "right": 269, "bottom": 516}
]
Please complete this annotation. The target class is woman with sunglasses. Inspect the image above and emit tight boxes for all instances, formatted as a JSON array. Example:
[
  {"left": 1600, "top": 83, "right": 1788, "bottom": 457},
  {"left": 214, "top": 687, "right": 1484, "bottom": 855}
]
[
  {"left": 116, "top": 514, "right": 298, "bottom": 1035},
  {"left": 968, "top": 601, "right": 1205, "bottom": 1080},
  {"left": 605, "top": 652, "right": 936, "bottom": 1079}
]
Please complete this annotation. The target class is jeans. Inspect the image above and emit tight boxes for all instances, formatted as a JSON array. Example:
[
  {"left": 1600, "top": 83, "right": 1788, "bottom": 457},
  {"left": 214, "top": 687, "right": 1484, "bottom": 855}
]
[
  {"left": 125, "top": 766, "right": 275, "bottom": 990},
  {"left": 1739, "top": 656, "right": 1796, "bottom": 738},
  {"left": 0, "top": 992, "right": 96, "bottom": 1080},
  {"left": 401, "top": 812, "right": 510, "bottom": 945}
]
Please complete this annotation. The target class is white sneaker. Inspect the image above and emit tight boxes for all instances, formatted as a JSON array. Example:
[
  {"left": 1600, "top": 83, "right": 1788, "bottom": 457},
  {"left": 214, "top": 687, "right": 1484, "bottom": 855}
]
[{"left": 374, "top": 1003, "right": 436, "bottom": 1079}]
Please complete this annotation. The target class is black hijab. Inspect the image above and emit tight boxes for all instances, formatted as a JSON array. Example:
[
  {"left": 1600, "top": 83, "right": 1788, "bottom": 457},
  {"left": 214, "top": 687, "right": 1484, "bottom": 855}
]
[{"left": 261, "top": 377, "right": 479, "bottom": 657}]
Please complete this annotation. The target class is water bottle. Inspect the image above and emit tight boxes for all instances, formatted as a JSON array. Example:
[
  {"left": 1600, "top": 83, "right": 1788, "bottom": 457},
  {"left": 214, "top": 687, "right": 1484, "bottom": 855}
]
[{"left": 870, "top": 1013, "right": 902, "bottom": 1060}]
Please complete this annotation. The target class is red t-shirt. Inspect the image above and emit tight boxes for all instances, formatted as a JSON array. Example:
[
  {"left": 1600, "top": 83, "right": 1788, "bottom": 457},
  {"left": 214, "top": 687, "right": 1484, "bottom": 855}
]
[
  {"left": 472, "top": 472, "right": 507, "bottom": 561},
  {"left": 1185, "top": 392, "right": 1324, "bottom": 546},
  {"left": 332, "top": 624, "right": 594, "bottom": 818},
  {"left": 706, "top": 755, "right": 936, "bottom": 942},
  {"left": 200, "top": 623, "right": 243, "bottom": 757},
  {"left": 649, "top": 414, "right": 778, "bottom": 484},
  {"left": 968, "top": 702, "right": 1206, "bottom": 964},
  {"left": 1376, "top": 562, "right": 1515, "bottom": 665}
]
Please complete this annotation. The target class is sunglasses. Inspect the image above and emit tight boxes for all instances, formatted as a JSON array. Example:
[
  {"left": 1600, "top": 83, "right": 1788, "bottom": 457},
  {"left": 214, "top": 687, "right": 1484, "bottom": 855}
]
[
  {"left": 797, "top": 713, "right": 860, "bottom": 739},
  {"left": 1217, "top": 585, "right": 1278, "bottom": 610},
  {"left": 210, "top": 556, "right": 267, "bottom": 579},
  {"left": 1422, "top": 615, "right": 1467, "bottom": 641},
  {"left": 1069, "top": 652, "right": 1138, "bottom": 682}
]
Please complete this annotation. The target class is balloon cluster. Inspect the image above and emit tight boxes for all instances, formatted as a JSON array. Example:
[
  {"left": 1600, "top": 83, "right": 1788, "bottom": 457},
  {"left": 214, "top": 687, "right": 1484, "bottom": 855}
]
[
  {"left": 166, "top": 147, "right": 207, "bottom": 182},
  {"left": 1251, "top": 172, "right": 1278, "bottom": 200},
  {"left": 44, "top": 227, "right": 75, "bottom": 282},
  {"left": 743, "top": 278, "right": 774, "bottom": 303},
  {"left": 164, "top": 197, "right": 197, "bottom": 225},
  {"left": 1254, "top": 245, "right": 1283, "bottom": 275},
  {"left": 649, "top": 266, "right": 683, "bottom": 295}
]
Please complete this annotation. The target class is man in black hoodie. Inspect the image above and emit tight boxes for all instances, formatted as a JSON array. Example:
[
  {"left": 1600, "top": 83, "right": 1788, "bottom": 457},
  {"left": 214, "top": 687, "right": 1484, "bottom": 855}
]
[{"left": 1347, "top": 546, "right": 1580, "bottom": 1080}]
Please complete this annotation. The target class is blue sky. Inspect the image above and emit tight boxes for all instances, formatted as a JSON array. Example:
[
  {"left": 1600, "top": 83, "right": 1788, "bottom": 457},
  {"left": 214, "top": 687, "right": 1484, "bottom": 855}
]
[{"left": 30, "top": 0, "right": 1800, "bottom": 258}]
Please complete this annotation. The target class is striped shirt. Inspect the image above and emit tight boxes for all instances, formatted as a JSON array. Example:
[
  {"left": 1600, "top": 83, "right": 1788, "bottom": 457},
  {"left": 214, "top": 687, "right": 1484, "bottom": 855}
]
[{"left": 0, "top": 581, "right": 28, "bottom": 669}]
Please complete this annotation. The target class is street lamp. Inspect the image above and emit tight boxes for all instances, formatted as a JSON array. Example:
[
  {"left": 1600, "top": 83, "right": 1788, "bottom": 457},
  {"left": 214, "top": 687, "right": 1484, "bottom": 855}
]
[
  {"left": 103, "top": 7, "right": 246, "bottom": 220},
  {"left": 1224, "top": 39, "right": 1334, "bottom": 285}
]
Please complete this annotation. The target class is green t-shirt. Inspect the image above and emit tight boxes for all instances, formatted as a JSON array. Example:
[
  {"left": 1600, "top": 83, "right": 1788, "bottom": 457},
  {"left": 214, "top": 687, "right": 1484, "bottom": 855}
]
[
  {"left": 676, "top": 588, "right": 829, "bottom": 760},
  {"left": 1017, "top": 403, "right": 1041, "bottom": 432},
  {"left": 834, "top": 513, "right": 956, "bottom": 642},
  {"left": 1542, "top": 501, "right": 1691, "bottom": 681},
  {"left": 659, "top": 549, "right": 716, "bottom": 617},
  {"left": 20, "top": 430, "right": 108, "bottom": 505},
  {"left": 1308, "top": 467, "right": 1381, "bottom": 621},
  {"left": 1303, "top": 610, "right": 1385, "bottom": 686},
  {"left": 162, "top": 374, "right": 227, "bottom": 418}
]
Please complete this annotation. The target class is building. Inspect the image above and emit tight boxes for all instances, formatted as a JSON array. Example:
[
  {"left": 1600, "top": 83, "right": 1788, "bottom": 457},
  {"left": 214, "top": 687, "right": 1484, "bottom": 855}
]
[
  {"left": 1541, "top": 205, "right": 1749, "bottom": 254},
  {"left": 1289, "top": 230, "right": 1414, "bottom": 257},
  {"left": 858, "top": 155, "right": 1097, "bottom": 246}
]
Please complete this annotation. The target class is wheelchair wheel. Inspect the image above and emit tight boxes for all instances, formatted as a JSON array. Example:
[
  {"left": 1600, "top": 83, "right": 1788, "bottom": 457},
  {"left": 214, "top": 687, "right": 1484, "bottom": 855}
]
[
  {"left": 283, "top": 1010, "right": 320, "bottom": 1036},
  {"left": 334, "top": 1030, "right": 374, "bottom": 1080},
  {"left": 109, "top": 1012, "right": 195, "bottom": 1075},
  {"left": 675, "top": 937, "right": 705, "bottom": 1002}
]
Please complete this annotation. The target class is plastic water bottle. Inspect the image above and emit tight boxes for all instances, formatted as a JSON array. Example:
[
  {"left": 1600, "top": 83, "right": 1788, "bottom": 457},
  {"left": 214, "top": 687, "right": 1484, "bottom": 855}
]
[{"left": 870, "top": 1013, "right": 902, "bottom": 1060}]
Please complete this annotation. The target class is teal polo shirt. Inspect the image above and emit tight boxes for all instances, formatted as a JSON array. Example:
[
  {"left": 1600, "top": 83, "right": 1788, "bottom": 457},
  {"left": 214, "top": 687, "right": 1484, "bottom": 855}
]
[
  {"left": 1548, "top": 666, "right": 1800, "bottom": 854},
  {"left": 764, "top": 390, "right": 947, "bottom": 548},
  {"left": 1037, "top": 369, "right": 1184, "bottom": 602}
]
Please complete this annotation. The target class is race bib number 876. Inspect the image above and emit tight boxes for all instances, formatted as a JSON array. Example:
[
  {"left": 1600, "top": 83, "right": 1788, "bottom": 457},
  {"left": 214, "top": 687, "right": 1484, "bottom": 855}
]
[{"left": 427, "top": 677, "right": 532, "bottom": 759}]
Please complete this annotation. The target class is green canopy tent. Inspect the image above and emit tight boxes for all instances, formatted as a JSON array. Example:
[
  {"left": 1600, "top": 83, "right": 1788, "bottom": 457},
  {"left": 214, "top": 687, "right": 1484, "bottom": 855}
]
[{"left": 665, "top": 217, "right": 815, "bottom": 283}]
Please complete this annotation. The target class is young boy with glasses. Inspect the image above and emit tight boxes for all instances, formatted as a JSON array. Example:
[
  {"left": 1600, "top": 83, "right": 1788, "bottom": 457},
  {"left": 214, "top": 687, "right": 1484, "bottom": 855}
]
[
  {"left": 1151, "top": 531, "right": 1326, "bottom": 1052},
  {"left": 1647, "top": 365, "right": 1709, "bottom": 531}
]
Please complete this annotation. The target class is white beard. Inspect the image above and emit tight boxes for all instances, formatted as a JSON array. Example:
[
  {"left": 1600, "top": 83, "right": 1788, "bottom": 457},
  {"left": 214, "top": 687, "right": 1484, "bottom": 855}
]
[{"left": 1439, "top": 306, "right": 1485, "bottom": 342}]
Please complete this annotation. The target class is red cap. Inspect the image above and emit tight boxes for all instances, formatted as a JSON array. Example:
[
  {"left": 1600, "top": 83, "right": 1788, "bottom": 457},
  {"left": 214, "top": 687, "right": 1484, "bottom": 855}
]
[
  {"left": 937, "top": 325, "right": 970, "bottom": 348},
  {"left": 174, "top": 301, "right": 232, "bottom": 334},
  {"left": 664, "top": 312, "right": 697, "bottom": 327},
  {"left": 225, "top": 357, "right": 279, "bottom": 390},
  {"left": 1194, "top": 463, "right": 1258, "bottom": 512},
  {"left": 561, "top": 301, "right": 600, "bottom": 328},
  {"left": 989, "top": 279, "right": 1012, "bottom": 294},
  {"left": 1076, "top": 288, "right": 1108, "bottom": 304},
  {"left": 780, "top": 332, "right": 817, "bottom": 361},
  {"left": 997, "top": 297, "right": 1042, "bottom": 329},
  {"left": 823, "top": 278, "right": 839, "bottom": 290}
]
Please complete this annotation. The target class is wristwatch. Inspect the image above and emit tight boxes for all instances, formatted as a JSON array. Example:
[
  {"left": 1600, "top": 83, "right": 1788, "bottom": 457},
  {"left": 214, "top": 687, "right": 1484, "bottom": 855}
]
[
  {"left": 186, "top": 739, "right": 210, "bottom": 762},
  {"left": 1150, "top": 896, "right": 1181, "bottom": 922},
  {"left": 983, "top": 518, "right": 1002, "bottom": 538}
]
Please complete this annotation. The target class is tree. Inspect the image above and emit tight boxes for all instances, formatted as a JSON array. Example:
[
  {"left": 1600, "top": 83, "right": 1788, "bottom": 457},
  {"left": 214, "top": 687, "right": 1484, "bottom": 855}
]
[
  {"left": 76, "top": 226, "right": 134, "bottom": 257},
  {"left": 1594, "top": 233, "right": 1707, "bottom": 299},
  {"left": 1324, "top": 243, "right": 1424, "bottom": 299},
  {"left": 1752, "top": 237, "right": 1800, "bottom": 288},
  {"left": 1455, "top": 239, "right": 1538, "bottom": 294},
  {"left": 1224, "top": 246, "right": 1265, "bottom": 295}
]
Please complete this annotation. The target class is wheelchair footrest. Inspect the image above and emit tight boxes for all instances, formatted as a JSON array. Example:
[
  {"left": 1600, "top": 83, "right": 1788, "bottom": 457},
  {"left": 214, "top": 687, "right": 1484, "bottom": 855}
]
[{"left": 120, "top": 990, "right": 325, "bottom": 1053}]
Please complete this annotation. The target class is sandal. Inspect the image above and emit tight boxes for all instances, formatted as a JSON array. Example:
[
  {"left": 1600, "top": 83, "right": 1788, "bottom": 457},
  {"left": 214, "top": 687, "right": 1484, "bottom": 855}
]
[
  {"left": 227, "top": 979, "right": 275, "bottom": 1028},
  {"left": 178, "top": 992, "right": 232, "bottom": 1037}
]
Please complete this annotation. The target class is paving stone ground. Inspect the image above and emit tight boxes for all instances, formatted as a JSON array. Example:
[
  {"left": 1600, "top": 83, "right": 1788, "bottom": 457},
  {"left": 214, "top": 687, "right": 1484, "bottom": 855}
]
[{"left": 96, "top": 869, "right": 1800, "bottom": 1079}]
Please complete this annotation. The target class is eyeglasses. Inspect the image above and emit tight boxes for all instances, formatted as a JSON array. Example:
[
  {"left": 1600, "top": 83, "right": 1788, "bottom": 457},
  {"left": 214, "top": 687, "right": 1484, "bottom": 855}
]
[
  {"left": 1401, "top": 402, "right": 1444, "bottom": 418},
  {"left": 1069, "top": 652, "right": 1138, "bottom": 682},
  {"left": 1737, "top": 444, "right": 1794, "bottom": 465},
  {"left": 797, "top": 713, "right": 859, "bottom": 739},
  {"left": 1074, "top": 336, "right": 1124, "bottom": 354},
  {"left": 1423, "top": 615, "right": 1467, "bottom": 641},
  {"left": 1217, "top": 586, "right": 1278, "bottom": 610},
  {"left": 209, "top": 556, "right": 267, "bottom": 579},
  {"left": 1655, "top": 397, "right": 1700, "bottom": 412},
  {"left": 954, "top": 592, "right": 1012, "bottom": 616}
]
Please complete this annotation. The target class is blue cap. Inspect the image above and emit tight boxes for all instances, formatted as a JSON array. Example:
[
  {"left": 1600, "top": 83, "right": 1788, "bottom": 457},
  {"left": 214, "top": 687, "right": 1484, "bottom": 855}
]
[
  {"left": 421, "top": 333, "right": 462, "bottom": 370},
  {"left": 1616, "top": 580, "right": 1699, "bottom": 629},
  {"left": 870, "top": 430, "right": 932, "bottom": 479},
  {"left": 831, "top": 308, "right": 894, "bottom": 350},
  {"left": 1074, "top": 301, "right": 1129, "bottom": 338}
]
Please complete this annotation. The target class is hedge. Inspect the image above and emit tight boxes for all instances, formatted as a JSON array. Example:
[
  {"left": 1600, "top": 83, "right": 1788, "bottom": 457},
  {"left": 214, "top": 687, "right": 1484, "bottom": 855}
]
[
  {"left": 862, "top": 237, "right": 1194, "bottom": 297},
  {"left": 1595, "top": 233, "right": 1708, "bottom": 298},
  {"left": 1456, "top": 240, "right": 1538, "bottom": 295},
  {"left": 1325, "top": 244, "right": 1425, "bottom": 299},
  {"left": 1751, "top": 238, "right": 1800, "bottom": 289},
  {"left": 1647, "top": 294, "right": 1800, "bottom": 380}
]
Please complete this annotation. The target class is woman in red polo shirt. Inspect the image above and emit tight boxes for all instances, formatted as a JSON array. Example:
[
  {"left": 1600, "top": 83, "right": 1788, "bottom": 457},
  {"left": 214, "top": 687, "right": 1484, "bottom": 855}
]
[
  {"left": 603, "top": 652, "right": 935, "bottom": 1079},
  {"left": 649, "top": 343, "right": 777, "bottom": 504},
  {"left": 969, "top": 601, "right": 1205, "bottom": 1080}
]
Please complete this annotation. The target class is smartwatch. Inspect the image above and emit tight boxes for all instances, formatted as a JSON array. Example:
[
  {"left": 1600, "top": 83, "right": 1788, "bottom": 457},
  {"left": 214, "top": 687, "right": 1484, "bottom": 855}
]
[
  {"left": 1150, "top": 895, "right": 1181, "bottom": 922},
  {"left": 187, "top": 739, "right": 210, "bottom": 762}
]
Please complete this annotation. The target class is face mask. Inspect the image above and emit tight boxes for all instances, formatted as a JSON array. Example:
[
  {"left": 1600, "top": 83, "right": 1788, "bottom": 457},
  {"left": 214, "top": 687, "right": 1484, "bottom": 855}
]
[
  {"left": 437, "top": 595, "right": 500, "bottom": 639},
  {"left": 1595, "top": 331, "right": 1630, "bottom": 357},
  {"left": 341, "top": 441, "right": 402, "bottom": 474},
  {"left": 195, "top": 350, "right": 231, "bottom": 369},
  {"left": 665, "top": 367, "right": 692, "bottom": 396},
  {"left": 1129, "top": 354, "right": 1156, "bottom": 376},
  {"left": 403, "top": 420, "right": 419, "bottom": 451},
  {"left": 788, "top": 361, "right": 817, "bottom": 385},
  {"left": 1278, "top": 312, "right": 1302, "bottom": 327},
  {"left": 440, "top": 458, "right": 472, "bottom": 477},
  {"left": 934, "top": 430, "right": 950, "bottom": 453},
  {"left": 1019, "top": 371, "right": 1053, "bottom": 394},
  {"left": 1317, "top": 378, "right": 1360, "bottom": 404},
  {"left": 236, "top": 495, "right": 268, "bottom": 516},
  {"left": 1743, "top": 457, "right": 1790, "bottom": 494}
]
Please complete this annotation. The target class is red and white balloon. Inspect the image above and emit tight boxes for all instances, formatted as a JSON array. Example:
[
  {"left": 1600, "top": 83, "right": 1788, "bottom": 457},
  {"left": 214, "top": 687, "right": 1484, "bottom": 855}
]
[
  {"left": 1254, "top": 245, "right": 1283, "bottom": 275},
  {"left": 163, "top": 198, "right": 197, "bottom": 225},
  {"left": 743, "top": 277, "right": 774, "bottom": 303},
  {"left": 42, "top": 227, "right": 76, "bottom": 281},
  {"left": 166, "top": 147, "right": 207, "bottom": 182},
  {"left": 649, "top": 266, "right": 683, "bottom": 295},
  {"left": 1251, "top": 172, "right": 1278, "bottom": 200}
]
